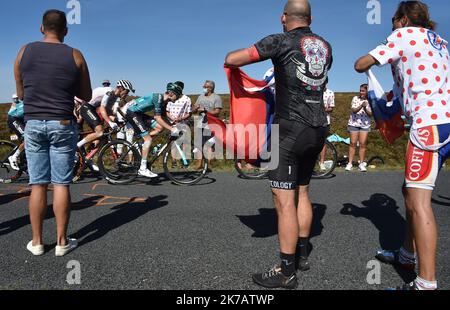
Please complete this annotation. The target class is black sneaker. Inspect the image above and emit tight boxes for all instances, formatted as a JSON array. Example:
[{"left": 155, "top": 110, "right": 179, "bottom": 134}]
[
  {"left": 375, "top": 250, "right": 416, "bottom": 270},
  {"left": 297, "top": 256, "right": 310, "bottom": 272},
  {"left": 252, "top": 266, "right": 298, "bottom": 290},
  {"left": 386, "top": 281, "right": 417, "bottom": 291}
]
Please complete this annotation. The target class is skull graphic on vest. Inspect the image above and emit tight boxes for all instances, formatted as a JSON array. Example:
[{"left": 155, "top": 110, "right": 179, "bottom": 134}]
[{"left": 301, "top": 37, "right": 329, "bottom": 77}]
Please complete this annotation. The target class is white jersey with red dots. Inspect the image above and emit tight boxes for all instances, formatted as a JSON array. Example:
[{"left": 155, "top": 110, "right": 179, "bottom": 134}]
[{"left": 370, "top": 27, "right": 450, "bottom": 133}]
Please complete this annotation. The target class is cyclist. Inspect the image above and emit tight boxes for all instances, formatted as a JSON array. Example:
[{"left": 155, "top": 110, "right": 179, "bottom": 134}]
[
  {"left": 7, "top": 94, "right": 25, "bottom": 170},
  {"left": 120, "top": 82, "right": 182, "bottom": 178},
  {"left": 77, "top": 80, "right": 134, "bottom": 149}
]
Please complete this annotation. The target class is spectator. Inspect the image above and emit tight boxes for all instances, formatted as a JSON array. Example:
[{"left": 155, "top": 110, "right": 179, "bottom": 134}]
[
  {"left": 355, "top": 0, "right": 450, "bottom": 290},
  {"left": 102, "top": 79, "right": 111, "bottom": 87},
  {"left": 166, "top": 81, "right": 192, "bottom": 126},
  {"left": 319, "top": 86, "right": 335, "bottom": 171},
  {"left": 225, "top": 0, "right": 332, "bottom": 289},
  {"left": 193, "top": 80, "right": 222, "bottom": 169},
  {"left": 346, "top": 84, "right": 373, "bottom": 172},
  {"left": 166, "top": 81, "right": 192, "bottom": 167},
  {"left": 14, "top": 9, "right": 92, "bottom": 257}
]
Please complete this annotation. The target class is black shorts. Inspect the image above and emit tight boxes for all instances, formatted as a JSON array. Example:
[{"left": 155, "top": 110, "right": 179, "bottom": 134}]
[
  {"left": 125, "top": 111, "right": 156, "bottom": 137},
  {"left": 269, "top": 118, "right": 328, "bottom": 189},
  {"left": 7, "top": 116, "right": 25, "bottom": 138},
  {"left": 80, "top": 104, "right": 102, "bottom": 129}
]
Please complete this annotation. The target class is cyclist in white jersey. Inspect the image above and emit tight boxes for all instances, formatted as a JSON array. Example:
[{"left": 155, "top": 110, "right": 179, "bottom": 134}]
[{"left": 77, "top": 80, "right": 134, "bottom": 149}]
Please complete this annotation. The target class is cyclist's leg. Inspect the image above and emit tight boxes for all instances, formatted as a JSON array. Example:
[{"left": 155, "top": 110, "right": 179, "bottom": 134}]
[
  {"left": 78, "top": 105, "right": 104, "bottom": 148},
  {"left": 7, "top": 117, "right": 25, "bottom": 168},
  {"left": 295, "top": 125, "right": 327, "bottom": 260},
  {"left": 125, "top": 111, "right": 153, "bottom": 173},
  {"left": 267, "top": 118, "right": 300, "bottom": 276}
]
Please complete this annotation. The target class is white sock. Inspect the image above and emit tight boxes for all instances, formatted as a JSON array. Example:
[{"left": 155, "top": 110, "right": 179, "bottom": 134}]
[
  {"left": 399, "top": 247, "right": 416, "bottom": 265},
  {"left": 414, "top": 276, "right": 437, "bottom": 290},
  {"left": 140, "top": 160, "right": 147, "bottom": 171},
  {"left": 77, "top": 139, "right": 88, "bottom": 148},
  {"left": 10, "top": 149, "right": 21, "bottom": 160}
]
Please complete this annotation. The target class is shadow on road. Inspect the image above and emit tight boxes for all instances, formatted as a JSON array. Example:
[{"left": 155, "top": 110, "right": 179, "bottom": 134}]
[
  {"left": 237, "top": 204, "right": 326, "bottom": 256},
  {"left": 341, "top": 193, "right": 416, "bottom": 283},
  {"left": 71, "top": 195, "right": 168, "bottom": 247},
  {"left": 432, "top": 196, "right": 450, "bottom": 207},
  {"left": 312, "top": 174, "right": 336, "bottom": 180},
  {"left": 0, "top": 194, "right": 108, "bottom": 237},
  {"left": 0, "top": 192, "right": 30, "bottom": 206}
]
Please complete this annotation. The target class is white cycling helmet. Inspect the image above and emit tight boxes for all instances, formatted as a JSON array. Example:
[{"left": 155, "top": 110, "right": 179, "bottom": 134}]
[
  {"left": 117, "top": 80, "right": 135, "bottom": 93},
  {"left": 12, "top": 94, "right": 19, "bottom": 100}
]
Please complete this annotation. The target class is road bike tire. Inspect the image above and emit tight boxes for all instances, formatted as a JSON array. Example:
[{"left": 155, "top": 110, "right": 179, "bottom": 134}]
[
  {"left": 367, "top": 156, "right": 385, "bottom": 169},
  {"left": 312, "top": 141, "right": 338, "bottom": 179},
  {"left": 98, "top": 140, "right": 141, "bottom": 185},
  {"left": 234, "top": 160, "right": 269, "bottom": 180},
  {"left": 163, "top": 141, "right": 208, "bottom": 186},
  {"left": 0, "top": 140, "right": 23, "bottom": 184},
  {"left": 72, "top": 149, "right": 85, "bottom": 183}
]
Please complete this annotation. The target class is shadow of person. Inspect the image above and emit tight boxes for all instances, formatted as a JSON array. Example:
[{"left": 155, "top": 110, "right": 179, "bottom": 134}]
[
  {"left": 432, "top": 197, "right": 450, "bottom": 207},
  {"left": 0, "top": 192, "right": 31, "bottom": 206},
  {"left": 341, "top": 194, "right": 405, "bottom": 250},
  {"left": 237, "top": 204, "right": 327, "bottom": 256},
  {"left": 0, "top": 195, "right": 107, "bottom": 238},
  {"left": 340, "top": 193, "right": 416, "bottom": 283},
  {"left": 71, "top": 195, "right": 168, "bottom": 247}
]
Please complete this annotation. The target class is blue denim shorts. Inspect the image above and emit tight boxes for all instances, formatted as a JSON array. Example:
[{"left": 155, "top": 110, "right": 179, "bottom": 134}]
[
  {"left": 25, "top": 120, "right": 78, "bottom": 186},
  {"left": 348, "top": 126, "right": 371, "bottom": 133}
]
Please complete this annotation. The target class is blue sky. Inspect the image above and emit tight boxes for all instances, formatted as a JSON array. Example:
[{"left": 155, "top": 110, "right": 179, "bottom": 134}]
[{"left": 1, "top": 0, "right": 449, "bottom": 102}]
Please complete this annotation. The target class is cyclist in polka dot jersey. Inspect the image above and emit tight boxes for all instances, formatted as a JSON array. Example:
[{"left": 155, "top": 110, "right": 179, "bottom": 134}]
[{"left": 355, "top": 1, "right": 450, "bottom": 291}]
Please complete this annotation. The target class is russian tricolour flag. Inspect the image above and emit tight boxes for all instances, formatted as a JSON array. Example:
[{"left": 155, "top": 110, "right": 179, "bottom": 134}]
[{"left": 366, "top": 69, "right": 405, "bottom": 144}]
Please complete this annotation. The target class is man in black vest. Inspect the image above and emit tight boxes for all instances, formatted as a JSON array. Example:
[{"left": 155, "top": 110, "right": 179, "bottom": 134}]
[
  {"left": 14, "top": 10, "right": 92, "bottom": 257},
  {"left": 225, "top": 0, "right": 332, "bottom": 289}
]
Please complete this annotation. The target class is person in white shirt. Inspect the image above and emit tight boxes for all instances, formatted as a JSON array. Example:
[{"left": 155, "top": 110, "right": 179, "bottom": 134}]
[
  {"left": 166, "top": 81, "right": 192, "bottom": 167},
  {"left": 166, "top": 81, "right": 192, "bottom": 125},
  {"left": 346, "top": 84, "right": 373, "bottom": 172},
  {"left": 319, "top": 86, "right": 335, "bottom": 171},
  {"left": 355, "top": 1, "right": 450, "bottom": 290}
]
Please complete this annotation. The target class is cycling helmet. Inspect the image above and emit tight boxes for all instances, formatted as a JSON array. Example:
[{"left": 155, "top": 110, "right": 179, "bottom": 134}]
[
  {"left": 12, "top": 94, "right": 19, "bottom": 100},
  {"left": 166, "top": 82, "right": 183, "bottom": 97},
  {"left": 116, "top": 80, "right": 135, "bottom": 93}
]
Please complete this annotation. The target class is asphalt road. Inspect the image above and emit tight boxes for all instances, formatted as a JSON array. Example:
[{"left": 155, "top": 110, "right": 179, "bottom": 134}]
[{"left": 0, "top": 171, "right": 449, "bottom": 290}]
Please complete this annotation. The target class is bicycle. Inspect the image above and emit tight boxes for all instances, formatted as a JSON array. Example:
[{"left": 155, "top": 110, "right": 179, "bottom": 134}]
[
  {"left": 0, "top": 138, "right": 27, "bottom": 184},
  {"left": 72, "top": 125, "right": 124, "bottom": 182},
  {"left": 312, "top": 134, "right": 386, "bottom": 178},
  {"left": 234, "top": 159, "right": 270, "bottom": 180},
  {"left": 97, "top": 112, "right": 209, "bottom": 186}
]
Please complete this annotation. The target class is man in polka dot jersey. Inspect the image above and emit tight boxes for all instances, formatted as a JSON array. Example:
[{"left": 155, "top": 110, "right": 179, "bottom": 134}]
[{"left": 355, "top": 1, "right": 450, "bottom": 290}]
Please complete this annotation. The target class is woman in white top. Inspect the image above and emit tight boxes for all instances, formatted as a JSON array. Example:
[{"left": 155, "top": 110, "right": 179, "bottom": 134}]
[{"left": 346, "top": 84, "right": 373, "bottom": 171}]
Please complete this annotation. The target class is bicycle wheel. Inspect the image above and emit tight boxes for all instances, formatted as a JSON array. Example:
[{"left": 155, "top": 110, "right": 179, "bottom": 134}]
[
  {"left": 163, "top": 140, "right": 208, "bottom": 185},
  {"left": 367, "top": 156, "right": 385, "bottom": 169},
  {"left": 312, "top": 141, "right": 337, "bottom": 179},
  {"left": 234, "top": 159, "right": 269, "bottom": 180},
  {"left": 72, "top": 150, "right": 85, "bottom": 183},
  {"left": 0, "top": 141, "right": 23, "bottom": 183},
  {"left": 98, "top": 140, "right": 141, "bottom": 185}
]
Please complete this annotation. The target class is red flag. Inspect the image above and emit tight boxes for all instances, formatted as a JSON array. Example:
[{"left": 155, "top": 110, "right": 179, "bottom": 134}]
[{"left": 207, "top": 67, "right": 275, "bottom": 162}]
